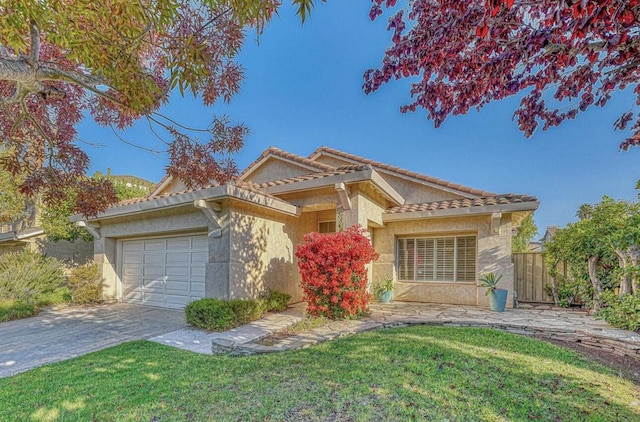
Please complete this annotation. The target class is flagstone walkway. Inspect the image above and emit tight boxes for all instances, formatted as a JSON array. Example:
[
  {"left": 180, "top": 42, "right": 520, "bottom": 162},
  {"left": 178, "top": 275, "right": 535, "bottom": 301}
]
[{"left": 203, "top": 302, "right": 640, "bottom": 359}]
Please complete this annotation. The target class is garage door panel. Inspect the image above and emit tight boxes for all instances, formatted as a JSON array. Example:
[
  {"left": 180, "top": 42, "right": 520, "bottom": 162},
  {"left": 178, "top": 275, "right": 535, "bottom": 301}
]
[
  {"left": 165, "top": 295, "right": 190, "bottom": 306},
  {"left": 123, "top": 266, "right": 142, "bottom": 277},
  {"left": 142, "top": 291, "right": 165, "bottom": 306},
  {"left": 123, "top": 241, "right": 144, "bottom": 252},
  {"left": 121, "top": 235, "right": 207, "bottom": 309},
  {"left": 144, "top": 253, "right": 165, "bottom": 264},
  {"left": 165, "top": 266, "right": 190, "bottom": 277},
  {"left": 192, "top": 237, "right": 208, "bottom": 249},
  {"left": 123, "top": 253, "right": 143, "bottom": 265},
  {"left": 191, "top": 267, "right": 205, "bottom": 277},
  {"left": 166, "top": 280, "right": 189, "bottom": 291},
  {"left": 167, "top": 238, "right": 191, "bottom": 249},
  {"left": 123, "top": 291, "right": 142, "bottom": 302},
  {"left": 166, "top": 252, "right": 190, "bottom": 263},
  {"left": 190, "top": 283, "right": 205, "bottom": 294},
  {"left": 144, "top": 266, "right": 167, "bottom": 277},
  {"left": 191, "top": 252, "right": 208, "bottom": 264},
  {"left": 143, "top": 278, "right": 165, "bottom": 288},
  {"left": 144, "top": 240, "right": 166, "bottom": 251}
]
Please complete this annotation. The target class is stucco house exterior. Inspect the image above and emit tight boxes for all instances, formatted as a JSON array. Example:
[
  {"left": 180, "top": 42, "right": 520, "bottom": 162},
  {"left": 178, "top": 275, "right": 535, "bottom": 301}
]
[
  {"left": 75, "top": 146, "right": 539, "bottom": 310},
  {"left": 0, "top": 174, "right": 154, "bottom": 266},
  {"left": 0, "top": 202, "right": 93, "bottom": 265}
]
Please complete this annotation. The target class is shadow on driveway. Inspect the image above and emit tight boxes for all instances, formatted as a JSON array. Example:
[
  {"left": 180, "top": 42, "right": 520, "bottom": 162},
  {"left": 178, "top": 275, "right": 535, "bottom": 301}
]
[{"left": 0, "top": 303, "right": 185, "bottom": 378}]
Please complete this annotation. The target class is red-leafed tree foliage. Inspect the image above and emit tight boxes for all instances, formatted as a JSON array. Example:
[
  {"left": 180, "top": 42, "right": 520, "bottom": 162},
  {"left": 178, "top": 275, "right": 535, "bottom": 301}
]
[
  {"left": 365, "top": 0, "right": 640, "bottom": 150},
  {"left": 0, "top": 0, "right": 318, "bottom": 216},
  {"left": 295, "top": 225, "right": 378, "bottom": 319}
]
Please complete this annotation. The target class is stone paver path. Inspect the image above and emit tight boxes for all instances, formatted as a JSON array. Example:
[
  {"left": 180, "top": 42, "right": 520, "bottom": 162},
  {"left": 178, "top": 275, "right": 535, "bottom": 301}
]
[
  {"left": 0, "top": 303, "right": 185, "bottom": 378},
  {"left": 150, "top": 306, "right": 303, "bottom": 354},
  {"left": 207, "top": 302, "right": 640, "bottom": 358}
]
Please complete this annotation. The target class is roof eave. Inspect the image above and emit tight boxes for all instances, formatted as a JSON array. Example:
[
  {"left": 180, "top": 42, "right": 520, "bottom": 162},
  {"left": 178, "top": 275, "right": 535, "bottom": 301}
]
[
  {"left": 262, "top": 167, "right": 405, "bottom": 206},
  {"left": 238, "top": 149, "right": 332, "bottom": 182},
  {"left": 310, "top": 148, "right": 490, "bottom": 199},
  {"left": 383, "top": 201, "right": 540, "bottom": 222},
  {"left": 73, "top": 185, "right": 300, "bottom": 223},
  {"left": 0, "top": 228, "right": 44, "bottom": 243}
]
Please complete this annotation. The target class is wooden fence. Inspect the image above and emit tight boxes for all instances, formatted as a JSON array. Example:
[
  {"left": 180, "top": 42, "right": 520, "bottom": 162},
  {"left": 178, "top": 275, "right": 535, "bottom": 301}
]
[{"left": 512, "top": 253, "right": 568, "bottom": 304}]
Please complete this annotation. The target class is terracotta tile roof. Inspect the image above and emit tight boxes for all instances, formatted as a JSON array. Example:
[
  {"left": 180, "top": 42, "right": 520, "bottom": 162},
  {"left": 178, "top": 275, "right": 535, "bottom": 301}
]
[
  {"left": 149, "top": 174, "right": 172, "bottom": 196},
  {"left": 109, "top": 180, "right": 277, "bottom": 209},
  {"left": 256, "top": 164, "right": 369, "bottom": 188},
  {"left": 239, "top": 146, "right": 335, "bottom": 180},
  {"left": 310, "top": 146, "right": 495, "bottom": 197},
  {"left": 385, "top": 194, "right": 538, "bottom": 214}
]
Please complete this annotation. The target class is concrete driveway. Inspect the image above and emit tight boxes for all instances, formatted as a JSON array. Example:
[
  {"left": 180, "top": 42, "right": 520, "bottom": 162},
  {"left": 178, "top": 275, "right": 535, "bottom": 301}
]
[{"left": 0, "top": 303, "right": 185, "bottom": 378}]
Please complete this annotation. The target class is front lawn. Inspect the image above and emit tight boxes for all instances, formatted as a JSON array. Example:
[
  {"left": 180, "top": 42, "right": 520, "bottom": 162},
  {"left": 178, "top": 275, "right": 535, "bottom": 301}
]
[{"left": 1, "top": 327, "right": 638, "bottom": 421}]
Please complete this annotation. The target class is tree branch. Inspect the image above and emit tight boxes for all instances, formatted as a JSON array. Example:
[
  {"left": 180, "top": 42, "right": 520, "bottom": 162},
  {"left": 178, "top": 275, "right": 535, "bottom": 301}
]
[{"left": 28, "top": 22, "right": 40, "bottom": 67}]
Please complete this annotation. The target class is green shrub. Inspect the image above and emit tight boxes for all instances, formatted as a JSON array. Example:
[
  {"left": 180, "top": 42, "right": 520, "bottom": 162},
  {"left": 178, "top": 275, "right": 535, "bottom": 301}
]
[
  {"left": 596, "top": 291, "right": 640, "bottom": 332},
  {"left": 185, "top": 298, "right": 266, "bottom": 331},
  {"left": 0, "top": 300, "right": 38, "bottom": 322},
  {"left": 0, "top": 250, "right": 65, "bottom": 301},
  {"left": 67, "top": 263, "right": 103, "bottom": 304},
  {"left": 261, "top": 290, "right": 291, "bottom": 312}
]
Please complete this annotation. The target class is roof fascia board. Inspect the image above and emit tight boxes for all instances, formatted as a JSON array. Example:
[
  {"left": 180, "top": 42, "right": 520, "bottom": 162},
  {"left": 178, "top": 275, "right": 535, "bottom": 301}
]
[
  {"left": 262, "top": 167, "right": 405, "bottom": 206},
  {"left": 0, "top": 228, "right": 45, "bottom": 243},
  {"left": 75, "top": 185, "right": 299, "bottom": 222},
  {"left": 149, "top": 176, "right": 174, "bottom": 197},
  {"left": 311, "top": 150, "right": 478, "bottom": 199},
  {"left": 382, "top": 201, "right": 540, "bottom": 222},
  {"left": 238, "top": 154, "right": 329, "bottom": 182}
]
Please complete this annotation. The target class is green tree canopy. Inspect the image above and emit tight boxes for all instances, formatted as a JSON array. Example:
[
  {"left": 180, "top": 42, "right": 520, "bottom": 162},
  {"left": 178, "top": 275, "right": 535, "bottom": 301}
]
[{"left": 512, "top": 214, "right": 537, "bottom": 253}]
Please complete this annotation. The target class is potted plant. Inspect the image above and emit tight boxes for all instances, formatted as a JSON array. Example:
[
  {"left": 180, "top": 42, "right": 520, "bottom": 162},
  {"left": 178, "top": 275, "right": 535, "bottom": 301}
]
[
  {"left": 478, "top": 272, "right": 508, "bottom": 312},
  {"left": 373, "top": 278, "right": 394, "bottom": 304}
]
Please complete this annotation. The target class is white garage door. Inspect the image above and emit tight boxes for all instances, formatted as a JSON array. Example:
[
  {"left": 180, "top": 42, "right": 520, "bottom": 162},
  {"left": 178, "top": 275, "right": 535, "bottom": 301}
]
[{"left": 121, "top": 235, "right": 208, "bottom": 309}]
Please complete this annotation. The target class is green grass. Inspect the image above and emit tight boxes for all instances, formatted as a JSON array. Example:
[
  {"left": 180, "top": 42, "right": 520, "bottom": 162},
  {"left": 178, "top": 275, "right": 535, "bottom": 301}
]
[
  {"left": 0, "top": 287, "right": 71, "bottom": 323},
  {"left": 0, "top": 299, "right": 38, "bottom": 322},
  {"left": 1, "top": 327, "right": 638, "bottom": 421}
]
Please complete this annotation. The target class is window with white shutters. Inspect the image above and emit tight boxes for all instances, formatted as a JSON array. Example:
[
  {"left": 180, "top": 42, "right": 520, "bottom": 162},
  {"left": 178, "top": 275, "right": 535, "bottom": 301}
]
[{"left": 397, "top": 235, "right": 476, "bottom": 282}]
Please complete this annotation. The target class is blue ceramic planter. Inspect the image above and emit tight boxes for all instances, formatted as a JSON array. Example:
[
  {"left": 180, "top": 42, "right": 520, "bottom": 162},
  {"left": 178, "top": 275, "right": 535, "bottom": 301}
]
[
  {"left": 489, "top": 289, "right": 508, "bottom": 312},
  {"left": 379, "top": 290, "right": 394, "bottom": 304}
]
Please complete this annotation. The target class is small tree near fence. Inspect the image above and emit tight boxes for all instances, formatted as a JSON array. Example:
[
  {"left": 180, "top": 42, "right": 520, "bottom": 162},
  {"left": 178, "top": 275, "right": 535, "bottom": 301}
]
[{"left": 296, "top": 225, "right": 378, "bottom": 319}]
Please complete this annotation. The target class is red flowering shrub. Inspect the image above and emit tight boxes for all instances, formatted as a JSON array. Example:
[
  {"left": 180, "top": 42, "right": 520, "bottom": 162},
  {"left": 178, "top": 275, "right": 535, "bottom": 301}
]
[{"left": 295, "top": 225, "right": 378, "bottom": 319}]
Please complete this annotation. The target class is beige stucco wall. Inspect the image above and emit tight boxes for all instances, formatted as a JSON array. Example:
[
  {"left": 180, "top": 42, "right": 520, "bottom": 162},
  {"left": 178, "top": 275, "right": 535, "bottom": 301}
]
[
  {"left": 227, "top": 202, "right": 315, "bottom": 302},
  {"left": 341, "top": 189, "right": 386, "bottom": 228},
  {"left": 372, "top": 214, "right": 514, "bottom": 308},
  {"left": 311, "top": 153, "right": 467, "bottom": 204},
  {"left": 0, "top": 237, "right": 93, "bottom": 266},
  {"left": 277, "top": 187, "right": 340, "bottom": 211},
  {"left": 244, "top": 158, "right": 320, "bottom": 184},
  {"left": 375, "top": 173, "right": 465, "bottom": 204}
]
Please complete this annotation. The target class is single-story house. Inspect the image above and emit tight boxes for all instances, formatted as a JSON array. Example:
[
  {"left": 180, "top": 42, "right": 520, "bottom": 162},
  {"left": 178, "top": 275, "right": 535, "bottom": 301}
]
[{"left": 74, "top": 146, "right": 539, "bottom": 309}]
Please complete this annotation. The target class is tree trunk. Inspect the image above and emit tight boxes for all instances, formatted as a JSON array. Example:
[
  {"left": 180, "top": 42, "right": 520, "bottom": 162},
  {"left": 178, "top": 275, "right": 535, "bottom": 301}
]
[
  {"left": 615, "top": 249, "right": 632, "bottom": 295},
  {"left": 587, "top": 256, "right": 604, "bottom": 311},
  {"left": 549, "top": 275, "right": 560, "bottom": 306},
  {"left": 630, "top": 246, "right": 639, "bottom": 295}
]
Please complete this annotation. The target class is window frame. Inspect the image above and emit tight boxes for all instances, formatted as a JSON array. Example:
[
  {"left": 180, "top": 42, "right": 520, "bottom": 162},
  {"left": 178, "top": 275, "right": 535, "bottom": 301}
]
[
  {"left": 318, "top": 220, "right": 337, "bottom": 234},
  {"left": 396, "top": 234, "right": 477, "bottom": 283}
]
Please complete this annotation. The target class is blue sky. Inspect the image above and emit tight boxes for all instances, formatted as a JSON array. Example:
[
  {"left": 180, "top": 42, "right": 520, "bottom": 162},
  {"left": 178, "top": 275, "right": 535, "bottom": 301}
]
[{"left": 79, "top": 1, "right": 639, "bottom": 238}]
